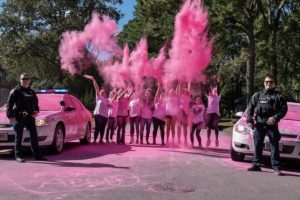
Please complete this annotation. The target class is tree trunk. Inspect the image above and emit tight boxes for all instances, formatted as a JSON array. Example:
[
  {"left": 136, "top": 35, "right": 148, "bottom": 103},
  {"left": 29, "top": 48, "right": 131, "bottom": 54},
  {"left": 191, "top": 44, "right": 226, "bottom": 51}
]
[
  {"left": 270, "top": 21, "right": 278, "bottom": 82},
  {"left": 246, "top": 23, "right": 256, "bottom": 103}
]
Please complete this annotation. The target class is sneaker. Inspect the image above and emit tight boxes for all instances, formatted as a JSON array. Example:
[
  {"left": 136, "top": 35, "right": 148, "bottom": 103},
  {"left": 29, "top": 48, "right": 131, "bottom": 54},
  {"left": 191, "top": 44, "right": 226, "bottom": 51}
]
[
  {"left": 206, "top": 140, "right": 211, "bottom": 147},
  {"left": 99, "top": 140, "right": 104, "bottom": 144},
  {"left": 274, "top": 168, "right": 283, "bottom": 176},
  {"left": 146, "top": 140, "right": 150, "bottom": 145},
  {"left": 16, "top": 157, "right": 25, "bottom": 163},
  {"left": 136, "top": 139, "right": 139, "bottom": 144},
  {"left": 215, "top": 140, "right": 219, "bottom": 147},
  {"left": 35, "top": 157, "right": 47, "bottom": 161},
  {"left": 247, "top": 165, "right": 262, "bottom": 171}
]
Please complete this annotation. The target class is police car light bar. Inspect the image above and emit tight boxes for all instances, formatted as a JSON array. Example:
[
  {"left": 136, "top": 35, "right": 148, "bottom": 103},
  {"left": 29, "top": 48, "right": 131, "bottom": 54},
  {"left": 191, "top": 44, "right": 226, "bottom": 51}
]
[{"left": 35, "top": 88, "right": 69, "bottom": 94}]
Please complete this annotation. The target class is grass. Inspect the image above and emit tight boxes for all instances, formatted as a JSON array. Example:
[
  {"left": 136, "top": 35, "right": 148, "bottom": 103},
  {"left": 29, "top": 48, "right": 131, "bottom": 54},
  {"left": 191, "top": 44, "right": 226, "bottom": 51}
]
[{"left": 218, "top": 118, "right": 236, "bottom": 134}]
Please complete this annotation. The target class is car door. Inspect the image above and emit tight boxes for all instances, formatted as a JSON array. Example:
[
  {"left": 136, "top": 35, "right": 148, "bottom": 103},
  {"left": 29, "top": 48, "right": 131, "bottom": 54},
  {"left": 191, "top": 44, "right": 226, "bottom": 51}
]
[
  {"left": 62, "top": 95, "right": 78, "bottom": 141},
  {"left": 69, "top": 96, "right": 86, "bottom": 138}
]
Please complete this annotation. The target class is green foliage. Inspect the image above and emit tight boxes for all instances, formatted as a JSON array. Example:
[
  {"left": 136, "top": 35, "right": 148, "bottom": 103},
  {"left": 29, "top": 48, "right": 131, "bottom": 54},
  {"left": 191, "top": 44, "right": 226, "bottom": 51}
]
[
  {"left": 118, "top": 0, "right": 182, "bottom": 55},
  {"left": 0, "top": 0, "right": 122, "bottom": 106}
]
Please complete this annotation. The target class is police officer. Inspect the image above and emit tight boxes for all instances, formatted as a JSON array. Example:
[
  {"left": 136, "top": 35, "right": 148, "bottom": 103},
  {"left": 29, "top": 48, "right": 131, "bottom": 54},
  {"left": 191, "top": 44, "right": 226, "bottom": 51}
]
[
  {"left": 246, "top": 74, "right": 287, "bottom": 175},
  {"left": 6, "top": 73, "right": 47, "bottom": 163}
]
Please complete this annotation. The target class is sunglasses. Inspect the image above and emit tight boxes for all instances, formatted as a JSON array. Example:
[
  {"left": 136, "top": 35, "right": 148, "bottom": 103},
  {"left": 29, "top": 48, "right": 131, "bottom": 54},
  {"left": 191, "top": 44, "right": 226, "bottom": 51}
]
[
  {"left": 21, "top": 78, "right": 30, "bottom": 80},
  {"left": 264, "top": 80, "right": 274, "bottom": 84}
]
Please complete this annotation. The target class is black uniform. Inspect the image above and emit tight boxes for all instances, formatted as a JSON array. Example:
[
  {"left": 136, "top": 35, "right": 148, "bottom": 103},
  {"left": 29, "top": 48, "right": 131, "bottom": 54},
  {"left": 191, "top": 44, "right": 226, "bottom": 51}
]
[
  {"left": 246, "top": 88, "right": 287, "bottom": 169},
  {"left": 6, "top": 85, "right": 43, "bottom": 159}
]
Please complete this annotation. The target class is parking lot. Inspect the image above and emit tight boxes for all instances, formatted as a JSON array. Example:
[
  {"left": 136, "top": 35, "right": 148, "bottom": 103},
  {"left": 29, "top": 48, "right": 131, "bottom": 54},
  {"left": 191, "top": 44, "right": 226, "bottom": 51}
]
[{"left": 0, "top": 130, "right": 299, "bottom": 200}]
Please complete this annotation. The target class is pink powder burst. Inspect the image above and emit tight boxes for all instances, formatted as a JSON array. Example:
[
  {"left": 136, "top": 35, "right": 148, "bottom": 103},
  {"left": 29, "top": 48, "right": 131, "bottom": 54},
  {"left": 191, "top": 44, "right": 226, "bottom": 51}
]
[
  {"left": 164, "top": 0, "right": 213, "bottom": 86},
  {"left": 59, "top": 13, "right": 120, "bottom": 75}
]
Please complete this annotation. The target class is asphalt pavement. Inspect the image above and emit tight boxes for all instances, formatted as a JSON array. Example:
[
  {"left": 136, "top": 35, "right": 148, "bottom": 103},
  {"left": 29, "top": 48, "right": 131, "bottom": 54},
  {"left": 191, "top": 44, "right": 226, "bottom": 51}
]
[{"left": 0, "top": 129, "right": 299, "bottom": 200}]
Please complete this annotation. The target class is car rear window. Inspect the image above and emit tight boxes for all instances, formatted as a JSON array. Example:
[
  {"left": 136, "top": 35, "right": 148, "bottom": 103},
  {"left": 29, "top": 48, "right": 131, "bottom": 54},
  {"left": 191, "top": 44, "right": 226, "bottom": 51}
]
[{"left": 38, "top": 94, "right": 63, "bottom": 111}]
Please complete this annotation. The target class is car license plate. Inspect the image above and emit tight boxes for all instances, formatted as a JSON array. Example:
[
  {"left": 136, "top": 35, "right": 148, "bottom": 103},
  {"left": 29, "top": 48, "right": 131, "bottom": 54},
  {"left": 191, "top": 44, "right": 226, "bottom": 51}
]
[
  {"left": 0, "top": 132, "right": 8, "bottom": 141},
  {"left": 265, "top": 142, "right": 283, "bottom": 151}
]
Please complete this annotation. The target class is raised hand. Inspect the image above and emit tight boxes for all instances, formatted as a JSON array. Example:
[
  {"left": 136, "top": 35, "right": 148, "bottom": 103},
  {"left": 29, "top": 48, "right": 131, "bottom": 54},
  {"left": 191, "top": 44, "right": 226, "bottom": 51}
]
[{"left": 83, "top": 75, "right": 94, "bottom": 80}]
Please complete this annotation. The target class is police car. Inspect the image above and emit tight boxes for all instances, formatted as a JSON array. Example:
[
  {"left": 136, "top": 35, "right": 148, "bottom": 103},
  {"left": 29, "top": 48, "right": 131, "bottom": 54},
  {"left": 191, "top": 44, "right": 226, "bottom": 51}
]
[
  {"left": 0, "top": 89, "right": 92, "bottom": 154},
  {"left": 231, "top": 102, "right": 300, "bottom": 161}
]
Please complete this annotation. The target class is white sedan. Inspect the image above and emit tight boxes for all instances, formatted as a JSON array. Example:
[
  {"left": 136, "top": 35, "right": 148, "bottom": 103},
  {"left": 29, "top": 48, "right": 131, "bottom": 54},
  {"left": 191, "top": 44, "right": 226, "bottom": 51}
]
[
  {"left": 231, "top": 102, "right": 300, "bottom": 161},
  {"left": 0, "top": 89, "right": 92, "bottom": 154}
]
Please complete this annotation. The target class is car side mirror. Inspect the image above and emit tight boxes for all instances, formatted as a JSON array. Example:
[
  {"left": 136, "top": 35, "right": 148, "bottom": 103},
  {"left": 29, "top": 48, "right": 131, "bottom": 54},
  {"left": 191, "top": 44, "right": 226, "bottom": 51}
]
[
  {"left": 235, "top": 112, "right": 243, "bottom": 118},
  {"left": 65, "top": 107, "right": 75, "bottom": 112},
  {"left": 60, "top": 101, "right": 66, "bottom": 106}
]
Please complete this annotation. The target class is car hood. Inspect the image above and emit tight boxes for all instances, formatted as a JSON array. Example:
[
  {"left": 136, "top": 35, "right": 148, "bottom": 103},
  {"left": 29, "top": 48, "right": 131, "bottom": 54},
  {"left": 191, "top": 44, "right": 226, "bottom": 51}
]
[
  {"left": 0, "top": 111, "right": 60, "bottom": 124},
  {"left": 278, "top": 119, "right": 300, "bottom": 135},
  {"left": 236, "top": 117, "right": 300, "bottom": 135}
]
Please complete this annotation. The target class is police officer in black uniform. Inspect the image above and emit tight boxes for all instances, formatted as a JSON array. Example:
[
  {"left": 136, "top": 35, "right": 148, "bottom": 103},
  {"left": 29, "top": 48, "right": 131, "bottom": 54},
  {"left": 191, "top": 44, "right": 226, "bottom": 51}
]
[
  {"left": 6, "top": 73, "right": 47, "bottom": 163},
  {"left": 246, "top": 74, "right": 287, "bottom": 175}
]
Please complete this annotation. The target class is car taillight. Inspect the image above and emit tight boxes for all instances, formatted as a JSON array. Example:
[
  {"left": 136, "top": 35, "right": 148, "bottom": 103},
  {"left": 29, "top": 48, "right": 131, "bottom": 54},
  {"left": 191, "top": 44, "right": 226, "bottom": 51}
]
[{"left": 234, "top": 124, "right": 251, "bottom": 134}]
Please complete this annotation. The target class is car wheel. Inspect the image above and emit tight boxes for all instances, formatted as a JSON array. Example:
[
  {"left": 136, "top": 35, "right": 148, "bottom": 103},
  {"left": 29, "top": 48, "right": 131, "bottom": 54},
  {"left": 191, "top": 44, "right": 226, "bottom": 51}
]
[
  {"left": 80, "top": 123, "right": 91, "bottom": 144},
  {"left": 230, "top": 147, "right": 245, "bottom": 161},
  {"left": 51, "top": 124, "right": 65, "bottom": 154}
]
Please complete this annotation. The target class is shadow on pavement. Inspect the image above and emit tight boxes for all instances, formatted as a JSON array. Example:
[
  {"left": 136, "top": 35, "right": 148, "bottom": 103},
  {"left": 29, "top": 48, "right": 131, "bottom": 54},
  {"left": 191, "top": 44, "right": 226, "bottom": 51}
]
[
  {"left": 160, "top": 147, "right": 230, "bottom": 159},
  {"left": 30, "top": 160, "right": 130, "bottom": 169},
  {"left": 49, "top": 142, "right": 133, "bottom": 161}
]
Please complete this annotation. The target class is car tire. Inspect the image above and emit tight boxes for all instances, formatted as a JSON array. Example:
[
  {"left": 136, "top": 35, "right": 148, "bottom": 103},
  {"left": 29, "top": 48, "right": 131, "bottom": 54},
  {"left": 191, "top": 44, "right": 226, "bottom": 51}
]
[
  {"left": 230, "top": 147, "right": 245, "bottom": 161},
  {"left": 51, "top": 124, "right": 65, "bottom": 154},
  {"left": 80, "top": 123, "right": 91, "bottom": 144}
]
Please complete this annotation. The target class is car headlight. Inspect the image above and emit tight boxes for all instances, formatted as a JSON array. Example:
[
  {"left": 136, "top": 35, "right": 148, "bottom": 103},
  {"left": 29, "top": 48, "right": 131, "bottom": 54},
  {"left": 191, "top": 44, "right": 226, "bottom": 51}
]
[
  {"left": 36, "top": 119, "right": 50, "bottom": 127},
  {"left": 234, "top": 124, "right": 251, "bottom": 134}
]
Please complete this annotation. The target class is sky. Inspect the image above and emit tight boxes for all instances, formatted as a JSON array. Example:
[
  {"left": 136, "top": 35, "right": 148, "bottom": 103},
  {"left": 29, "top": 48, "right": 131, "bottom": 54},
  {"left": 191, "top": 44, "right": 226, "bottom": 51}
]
[{"left": 117, "top": 0, "right": 137, "bottom": 29}]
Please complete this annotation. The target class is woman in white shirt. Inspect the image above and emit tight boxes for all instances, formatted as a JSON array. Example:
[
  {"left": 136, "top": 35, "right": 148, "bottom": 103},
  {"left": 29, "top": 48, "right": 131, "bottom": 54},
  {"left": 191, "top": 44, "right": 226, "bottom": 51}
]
[
  {"left": 128, "top": 93, "right": 141, "bottom": 144},
  {"left": 84, "top": 75, "right": 110, "bottom": 144},
  {"left": 152, "top": 87, "right": 166, "bottom": 145},
  {"left": 105, "top": 89, "right": 118, "bottom": 143}
]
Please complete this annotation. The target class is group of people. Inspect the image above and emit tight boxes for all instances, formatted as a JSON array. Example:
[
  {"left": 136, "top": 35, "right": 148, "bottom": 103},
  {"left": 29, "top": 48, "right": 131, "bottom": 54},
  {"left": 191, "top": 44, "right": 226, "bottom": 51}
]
[
  {"left": 83, "top": 74, "right": 222, "bottom": 148},
  {"left": 7, "top": 73, "right": 288, "bottom": 177}
]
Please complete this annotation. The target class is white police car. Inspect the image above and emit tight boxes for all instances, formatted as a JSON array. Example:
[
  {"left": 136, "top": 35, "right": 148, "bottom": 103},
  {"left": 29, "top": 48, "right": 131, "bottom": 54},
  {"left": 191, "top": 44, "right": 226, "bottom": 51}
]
[
  {"left": 0, "top": 89, "right": 92, "bottom": 154},
  {"left": 231, "top": 102, "right": 300, "bottom": 161}
]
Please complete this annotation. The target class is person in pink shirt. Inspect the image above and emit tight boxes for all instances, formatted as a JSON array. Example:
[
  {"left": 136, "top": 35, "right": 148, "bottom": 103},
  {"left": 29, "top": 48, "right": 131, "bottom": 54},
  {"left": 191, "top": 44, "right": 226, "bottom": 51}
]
[
  {"left": 152, "top": 87, "right": 166, "bottom": 145},
  {"left": 140, "top": 88, "right": 154, "bottom": 144},
  {"left": 116, "top": 87, "right": 134, "bottom": 144},
  {"left": 177, "top": 85, "right": 191, "bottom": 145},
  {"left": 128, "top": 92, "right": 141, "bottom": 144},
  {"left": 165, "top": 88, "right": 179, "bottom": 144},
  {"left": 190, "top": 96, "right": 205, "bottom": 148},
  {"left": 105, "top": 89, "right": 118, "bottom": 143},
  {"left": 84, "top": 75, "right": 110, "bottom": 144},
  {"left": 205, "top": 74, "right": 221, "bottom": 147}
]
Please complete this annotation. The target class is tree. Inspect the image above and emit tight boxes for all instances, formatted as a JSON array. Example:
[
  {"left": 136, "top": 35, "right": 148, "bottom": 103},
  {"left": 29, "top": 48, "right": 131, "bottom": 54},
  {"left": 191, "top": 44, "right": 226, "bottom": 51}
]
[
  {"left": 118, "top": 0, "right": 182, "bottom": 55},
  {"left": 0, "top": 0, "right": 122, "bottom": 108},
  {"left": 0, "top": 0, "right": 122, "bottom": 83}
]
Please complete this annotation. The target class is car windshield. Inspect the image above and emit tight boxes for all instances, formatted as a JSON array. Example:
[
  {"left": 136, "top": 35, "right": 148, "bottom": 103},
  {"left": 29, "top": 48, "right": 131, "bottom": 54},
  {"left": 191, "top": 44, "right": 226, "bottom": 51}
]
[
  {"left": 284, "top": 104, "right": 300, "bottom": 121},
  {"left": 37, "top": 94, "right": 63, "bottom": 111}
]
